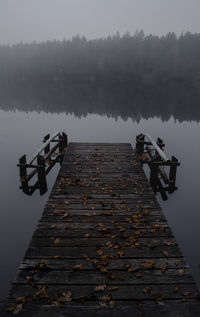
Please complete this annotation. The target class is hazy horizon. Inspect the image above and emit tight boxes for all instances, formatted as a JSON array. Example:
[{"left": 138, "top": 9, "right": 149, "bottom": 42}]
[{"left": 0, "top": 0, "right": 200, "bottom": 45}]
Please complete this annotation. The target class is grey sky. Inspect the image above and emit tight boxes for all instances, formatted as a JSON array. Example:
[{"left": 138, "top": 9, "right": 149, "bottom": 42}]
[{"left": 0, "top": 0, "right": 200, "bottom": 44}]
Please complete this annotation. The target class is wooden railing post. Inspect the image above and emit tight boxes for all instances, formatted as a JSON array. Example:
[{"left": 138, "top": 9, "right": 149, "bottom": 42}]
[
  {"left": 149, "top": 162, "right": 159, "bottom": 194},
  {"left": 43, "top": 134, "right": 50, "bottom": 154},
  {"left": 169, "top": 156, "right": 179, "bottom": 193},
  {"left": 136, "top": 134, "right": 145, "bottom": 154},
  {"left": 37, "top": 155, "right": 47, "bottom": 195},
  {"left": 62, "top": 132, "right": 68, "bottom": 148},
  {"left": 19, "top": 155, "right": 29, "bottom": 194},
  {"left": 59, "top": 133, "right": 64, "bottom": 153},
  {"left": 19, "top": 155, "right": 27, "bottom": 180}
]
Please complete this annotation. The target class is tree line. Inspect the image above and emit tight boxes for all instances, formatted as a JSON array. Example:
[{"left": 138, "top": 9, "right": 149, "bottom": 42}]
[{"left": 0, "top": 31, "right": 200, "bottom": 84}]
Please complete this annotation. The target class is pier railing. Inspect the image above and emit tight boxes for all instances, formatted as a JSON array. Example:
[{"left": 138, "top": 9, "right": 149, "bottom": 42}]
[
  {"left": 136, "top": 133, "right": 180, "bottom": 200},
  {"left": 18, "top": 132, "right": 67, "bottom": 196}
]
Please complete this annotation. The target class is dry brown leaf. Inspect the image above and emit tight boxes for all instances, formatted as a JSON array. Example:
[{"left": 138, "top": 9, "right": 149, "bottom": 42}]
[
  {"left": 100, "top": 295, "right": 111, "bottom": 301},
  {"left": 109, "top": 300, "right": 116, "bottom": 307},
  {"left": 128, "top": 267, "right": 136, "bottom": 272},
  {"left": 164, "top": 241, "right": 175, "bottom": 246},
  {"left": 54, "top": 238, "right": 60, "bottom": 245},
  {"left": 53, "top": 255, "right": 62, "bottom": 259},
  {"left": 135, "top": 273, "right": 143, "bottom": 278},
  {"left": 161, "top": 264, "right": 167, "bottom": 273},
  {"left": 83, "top": 254, "right": 90, "bottom": 261},
  {"left": 106, "top": 286, "right": 119, "bottom": 291},
  {"left": 162, "top": 250, "right": 169, "bottom": 257},
  {"left": 107, "top": 273, "right": 116, "bottom": 279},
  {"left": 173, "top": 285, "right": 180, "bottom": 293},
  {"left": 74, "top": 296, "right": 88, "bottom": 302},
  {"left": 62, "top": 291, "right": 72, "bottom": 302},
  {"left": 143, "top": 286, "right": 152, "bottom": 294},
  {"left": 72, "top": 264, "right": 83, "bottom": 271},
  {"left": 154, "top": 293, "right": 165, "bottom": 305},
  {"left": 49, "top": 225, "right": 56, "bottom": 229},
  {"left": 94, "top": 284, "right": 107, "bottom": 292},
  {"left": 96, "top": 249, "right": 103, "bottom": 256},
  {"left": 8, "top": 303, "right": 23, "bottom": 314},
  {"left": 182, "top": 291, "right": 190, "bottom": 296},
  {"left": 178, "top": 269, "right": 185, "bottom": 276},
  {"left": 139, "top": 261, "right": 155, "bottom": 269},
  {"left": 100, "top": 267, "right": 108, "bottom": 273},
  {"left": 117, "top": 250, "right": 124, "bottom": 258}
]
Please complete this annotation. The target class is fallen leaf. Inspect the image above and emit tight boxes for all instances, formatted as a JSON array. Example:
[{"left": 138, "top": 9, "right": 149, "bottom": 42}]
[
  {"left": 135, "top": 273, "right": 143, "bottom": 278},
  {"left": 164, "top": 241, "right": 175, "bottom": 246},
  {"left": 72, "top": 264, "right": 83, "bottom": 271},
  {"left": 178, "top": 269, "right": 185, "bottom": 276},
  {"left": 140, "top": 261, "right": 155, "bottom": 269},
  {"left": 15, "top": 297, "right": 26, "bottom": 303},
  {"left": 62, "top": 291, "right": 72, "bottom": 302},
  {"left": 143, "top": 286, "right": 152, "bottom": 294},
  {"left": 100, "top": 295, "right": 111, "bottom": 301},
  {"left": 161, "top": 264, "right": 167, "bottom": 273},
  {"left": 182, "top": 291, "right": 190, "bottom": 296},
  {"left": 8, "top": 303, "right": 23, "bottom": 314},
  {"left": 74, "top": 296, "right": 88, "bottom": 302},
  {"left": 106, "top": 286, "right": 119, "bottom": 291},
  {"left": 96, "top": 249, "right": 103, "bottom": 256},
  {"left": 162, "top": 250, "right": 169, "bottom": 257},
  {"left": 109, "top": 300, "right": 116, "bottom": 307},
  {"left": 100, "top": 267, "right": 108, "bottom": 273},
  {"left": 107, "top": 273, "right": 116, "bottom": 279},
  {"left": 83, "top": 254, "right": 90, "bottom": 261},
  {"left": 117, "top": 250, "right": 124, "bottom": 258},
  {"left": 53, "top": 255, "right": 62, "bottom": 259},
  {"left": 54, "top": 238, "right": 60, "bottom": 245},
  {"left": 154, "top": 293, "right": 165, "bottom": 305},
  {"left": 173, "top": 285, "right": 180, "bottom": 293},
  {"left": 94, "top": 284, "right": 107, "bottom": 292}
]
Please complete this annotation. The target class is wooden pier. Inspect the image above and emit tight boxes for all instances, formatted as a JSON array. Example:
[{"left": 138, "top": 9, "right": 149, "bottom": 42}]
[{"left": 2, "top": 142, "right": 200, "bottom": 316}]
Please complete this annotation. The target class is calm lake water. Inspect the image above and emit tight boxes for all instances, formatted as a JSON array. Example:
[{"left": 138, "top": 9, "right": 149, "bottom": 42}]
[{"left": 0, "top": 97, "right": 200, "bottom": 302}]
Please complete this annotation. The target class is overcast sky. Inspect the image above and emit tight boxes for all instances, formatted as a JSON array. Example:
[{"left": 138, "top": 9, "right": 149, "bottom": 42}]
[{"left": 0, "top": 0, "right": 200, "bottom": 44}]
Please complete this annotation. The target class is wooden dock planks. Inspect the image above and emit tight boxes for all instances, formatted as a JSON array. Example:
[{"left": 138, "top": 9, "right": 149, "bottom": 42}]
[{"left": 2, "top": 143, "right": 200, "bottom": 316}]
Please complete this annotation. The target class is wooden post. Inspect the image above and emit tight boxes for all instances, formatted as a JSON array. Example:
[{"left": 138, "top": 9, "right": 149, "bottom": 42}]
[
  {"left": 37, "top": 155, "right": 47, "bottom": 195},
  {"left": 149, "top": 162, "right": 159, "bottom": 194},
  {"left": 59, "top": 133, "right": 64, "bottom": 153},
  {"left": 19, "top": 155, "right": 29, "bottom": 194},
  {"left": 43, "top": 134, "right": 50, "bottom": 154},
  {"left": 62, "top": 132, "right": 68, "bottom": 148},
  {"left": 136, "top": 134, "right": 145, "bottom": 154},
  {"left": 169, "top": 156, "right": 179, "bottom": 193},
  {"left": 19, "top": 155, "right": 27, "bottom": 180}
]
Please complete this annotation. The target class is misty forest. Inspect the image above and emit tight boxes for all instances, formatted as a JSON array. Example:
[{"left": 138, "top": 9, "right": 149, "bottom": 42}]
[{"left": 0, "top": 31, "right": 200, "bottom": 121}]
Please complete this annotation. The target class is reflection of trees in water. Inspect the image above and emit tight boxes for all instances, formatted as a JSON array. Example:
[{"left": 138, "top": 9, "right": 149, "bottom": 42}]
[{"left": 0, "top": 80, "right": 200, "bottom": 122}]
